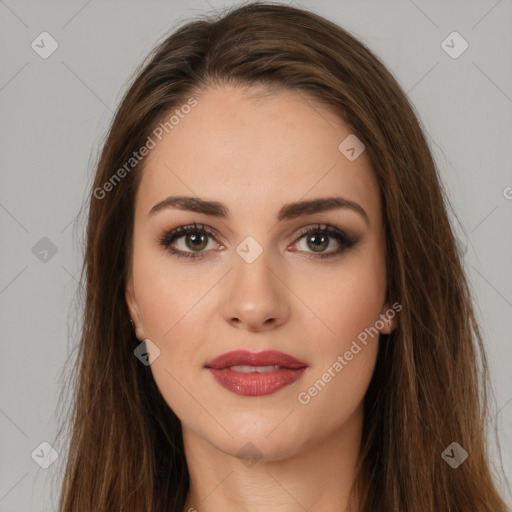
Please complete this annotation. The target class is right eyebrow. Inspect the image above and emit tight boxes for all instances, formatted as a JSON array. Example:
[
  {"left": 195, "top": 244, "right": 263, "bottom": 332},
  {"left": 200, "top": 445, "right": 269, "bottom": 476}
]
[{"left": 148, "top": 195, "right": 370, "bottom": 226}]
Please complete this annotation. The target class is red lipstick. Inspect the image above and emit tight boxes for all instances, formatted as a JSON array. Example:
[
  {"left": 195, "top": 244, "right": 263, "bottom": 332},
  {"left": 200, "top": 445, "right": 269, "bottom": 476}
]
[{"left": 205, "top": 350, "right": 308, "bottom": 396}]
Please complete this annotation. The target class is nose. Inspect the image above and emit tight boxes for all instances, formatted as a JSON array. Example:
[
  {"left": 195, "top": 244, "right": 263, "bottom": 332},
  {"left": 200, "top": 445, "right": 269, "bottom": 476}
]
[{"left": 221, "top": 246, "right": 290, "bottom": 332}]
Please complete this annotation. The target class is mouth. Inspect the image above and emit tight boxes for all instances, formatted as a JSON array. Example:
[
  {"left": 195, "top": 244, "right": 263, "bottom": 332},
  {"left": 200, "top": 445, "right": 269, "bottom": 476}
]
[
  {"left": 221, "top": 364, "right": 286, "bottom": 373},
  {"left": 205, "top": 350, "right": 308, "bottom": 396}
]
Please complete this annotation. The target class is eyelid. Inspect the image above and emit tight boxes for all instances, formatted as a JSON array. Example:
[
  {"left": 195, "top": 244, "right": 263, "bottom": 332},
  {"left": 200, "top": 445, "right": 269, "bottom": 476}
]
[
  {"left": 289, "top": 223, "right": 359, "bottom": 259},
  {"left": 158, "top": 221, "right": 359, "bottom": 259},
  {"left": 157, "top": 222, "right": 221, "bottom": 250},
  {"left": 292, "top": 223, "right": 358, "bottom": 246}
]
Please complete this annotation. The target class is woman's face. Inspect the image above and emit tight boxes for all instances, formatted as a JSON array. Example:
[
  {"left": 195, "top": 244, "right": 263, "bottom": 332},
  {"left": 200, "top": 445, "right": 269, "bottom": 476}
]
[{"left": 126, "top": 84, "right": 396, "bottom": 460}]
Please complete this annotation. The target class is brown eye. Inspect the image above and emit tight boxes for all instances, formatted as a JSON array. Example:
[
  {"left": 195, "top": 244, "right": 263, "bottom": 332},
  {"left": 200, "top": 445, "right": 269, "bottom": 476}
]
[
  {"left": 182, "top": 232, "right": 209, "bottom": 251},
  {"left": 158, "top": 223, "right": 220, "bottom": 259},
  {"left": 292, "top": 224, "right": 359, "bottom": 259},
  {"left": 304, "top": 232, "right": 329, "bottom": 252},
  {"left": 158, "top": 222, "right": 358, "bottom": 260}
]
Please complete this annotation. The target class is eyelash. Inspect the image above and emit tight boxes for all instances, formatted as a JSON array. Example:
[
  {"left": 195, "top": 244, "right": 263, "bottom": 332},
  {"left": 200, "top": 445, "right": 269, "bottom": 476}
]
[{"left": 157, "top": 222, "right": 358, "bottom": 260}]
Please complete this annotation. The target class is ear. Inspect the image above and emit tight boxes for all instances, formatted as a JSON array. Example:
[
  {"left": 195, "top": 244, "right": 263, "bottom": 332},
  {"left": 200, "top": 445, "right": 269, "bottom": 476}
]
[
  {"left": 378, "top": 301, "right": 399, "bottom": 335},
  {"left": 125, "top": 274, "right": 146, "bottom": 341}
]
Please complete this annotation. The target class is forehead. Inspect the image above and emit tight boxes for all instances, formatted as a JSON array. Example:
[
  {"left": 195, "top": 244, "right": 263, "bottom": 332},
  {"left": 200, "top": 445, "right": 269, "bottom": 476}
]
[{"left": 135, "top": 85, "right": 381, "bottom": 226}]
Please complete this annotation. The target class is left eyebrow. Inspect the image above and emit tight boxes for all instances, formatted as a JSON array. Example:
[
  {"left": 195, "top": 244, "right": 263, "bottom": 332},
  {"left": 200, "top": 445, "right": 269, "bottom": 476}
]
[{"left": 148, "top": 195, "right": 370, "bottom": 226}]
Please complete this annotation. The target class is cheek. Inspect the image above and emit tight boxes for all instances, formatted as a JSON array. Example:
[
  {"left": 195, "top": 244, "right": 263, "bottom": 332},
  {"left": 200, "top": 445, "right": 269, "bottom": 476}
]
[
  {"left": 132, "top": 260, "right": 211, "bottom": 422},
  {"left": 296, "top": 339, "right": 379, "bottom": 437},
  {"left": 292, "top": 250, "right": 387, "bottom": 347},
  {"left": 292, "top": 253, "right": 385, "bottom": 423},
  {"left": 132, "top": 241, "right": 209, "bottom": 340},
  {"left": 130, "top": 246, "right": 216, "bottom": 409}
]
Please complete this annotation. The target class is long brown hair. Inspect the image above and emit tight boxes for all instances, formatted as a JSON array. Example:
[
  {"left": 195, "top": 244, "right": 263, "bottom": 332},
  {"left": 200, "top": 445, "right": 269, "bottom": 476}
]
[{"left": 54, "top": 2, "right": 509, "bottom": 510}]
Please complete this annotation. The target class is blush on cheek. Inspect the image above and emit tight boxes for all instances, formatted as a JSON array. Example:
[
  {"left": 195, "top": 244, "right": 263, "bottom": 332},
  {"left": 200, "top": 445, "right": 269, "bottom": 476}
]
[
  {"left": 132, "top": 264, "right": 198, "bottom": 341},
  {"left": 309, "top": 284, "right": 385, "bottom": 347}
]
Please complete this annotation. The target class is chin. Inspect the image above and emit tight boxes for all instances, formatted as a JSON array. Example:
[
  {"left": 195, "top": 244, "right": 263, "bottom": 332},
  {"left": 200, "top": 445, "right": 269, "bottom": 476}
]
[
  {"left": 199, "top": 417, "right": 307, "bottom": 459},
  {"left": 217, "top": 434, "right": 303, "bottom": 464}
]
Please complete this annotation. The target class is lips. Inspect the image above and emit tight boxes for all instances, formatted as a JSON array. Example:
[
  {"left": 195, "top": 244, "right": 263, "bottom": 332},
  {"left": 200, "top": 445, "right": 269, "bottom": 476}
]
[
  {"left": 205, "top": 350, "right": 307, "bottom": 370},
  {"left": 205, "top": 350, "right": 308, "bottom": 396}
]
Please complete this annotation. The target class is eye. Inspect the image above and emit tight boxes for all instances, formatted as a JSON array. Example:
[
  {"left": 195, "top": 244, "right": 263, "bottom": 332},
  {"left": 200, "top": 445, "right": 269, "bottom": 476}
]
[
  {"left": 291, "top": 223, "right": 359, "bottom": 259},
  {"left": 158, "top": 222, "right": 359, "bottom": 260},
  {"left": 158, "top": 222, "right": 221, "bottom": 259}
]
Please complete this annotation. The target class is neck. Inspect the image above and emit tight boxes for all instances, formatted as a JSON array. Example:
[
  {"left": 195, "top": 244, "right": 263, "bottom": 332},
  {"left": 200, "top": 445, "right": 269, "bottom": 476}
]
[{"left": 181, "top": 403, "right": 363, "bottom": 512}]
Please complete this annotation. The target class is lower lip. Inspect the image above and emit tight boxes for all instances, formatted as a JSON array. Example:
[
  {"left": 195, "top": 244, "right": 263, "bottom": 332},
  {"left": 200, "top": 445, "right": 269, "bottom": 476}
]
[{"left": 207, "top": 367, "right": 307, "bottom": 396}]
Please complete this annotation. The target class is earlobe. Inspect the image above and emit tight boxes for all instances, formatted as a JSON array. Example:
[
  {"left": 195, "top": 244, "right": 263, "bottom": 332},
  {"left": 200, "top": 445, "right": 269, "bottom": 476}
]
[
  {"left": 125, "top": 275, "right": 136, "bottom": 319},
  {"left": 378, "top": 302, "right": 399, "bottom": 335},
  {"left": 125, "top": 276, "right": 144, "bottom": 340}
]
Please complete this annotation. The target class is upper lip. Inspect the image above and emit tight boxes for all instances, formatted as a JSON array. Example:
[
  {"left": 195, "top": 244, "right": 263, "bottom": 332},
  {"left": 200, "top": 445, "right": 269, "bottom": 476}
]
[{"left": 205, "top": 350, "right": 308, "bottom": 369}]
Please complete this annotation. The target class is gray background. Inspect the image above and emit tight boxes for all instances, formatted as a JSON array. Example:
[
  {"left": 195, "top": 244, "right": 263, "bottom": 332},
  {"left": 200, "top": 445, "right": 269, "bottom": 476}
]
[{"left": 1, "top": 0, "right": 511, "bottom": 510}]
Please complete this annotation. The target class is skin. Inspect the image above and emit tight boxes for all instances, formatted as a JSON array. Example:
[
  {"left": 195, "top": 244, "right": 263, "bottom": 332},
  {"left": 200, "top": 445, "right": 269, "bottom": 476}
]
[{"left": 125, "top": 84, "right": 397, "bottom": 512}]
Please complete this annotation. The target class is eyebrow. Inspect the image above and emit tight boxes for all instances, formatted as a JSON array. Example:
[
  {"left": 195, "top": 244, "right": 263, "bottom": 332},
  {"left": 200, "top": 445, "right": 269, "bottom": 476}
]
[{"left": 148, "top": 195, "right": 369, "bottom": 226}]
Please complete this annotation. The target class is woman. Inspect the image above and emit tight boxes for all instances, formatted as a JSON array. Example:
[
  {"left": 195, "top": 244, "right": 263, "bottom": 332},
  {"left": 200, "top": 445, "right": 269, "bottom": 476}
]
[{"left": 55, "top": 2, "right": 509, "bottom": 511}]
